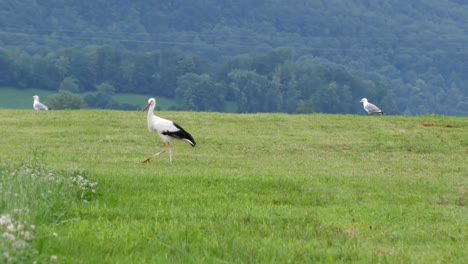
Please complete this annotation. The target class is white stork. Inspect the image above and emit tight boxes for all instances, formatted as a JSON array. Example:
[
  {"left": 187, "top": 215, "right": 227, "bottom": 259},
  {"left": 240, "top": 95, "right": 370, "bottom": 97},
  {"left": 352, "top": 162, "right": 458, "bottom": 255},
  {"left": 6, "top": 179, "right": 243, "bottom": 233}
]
[
  {"left": 360, "top": 98, "right": 384, "bottom": 115},
  {"left": 142, "top": 98, "right": 196, "bottom": 164},
  {"left": 33, "top": 95, "right": 49, "bottom": 110}
]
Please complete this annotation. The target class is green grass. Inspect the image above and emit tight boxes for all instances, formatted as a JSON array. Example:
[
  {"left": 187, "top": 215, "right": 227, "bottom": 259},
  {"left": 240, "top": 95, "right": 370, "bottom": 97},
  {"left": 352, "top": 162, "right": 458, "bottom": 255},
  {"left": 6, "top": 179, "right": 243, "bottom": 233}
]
[
  {"left": 0, "top": 110, "right": 466, "bottom": 263},
  {"left": 0, "top": 160, "right": 98, "bottom": 262}
]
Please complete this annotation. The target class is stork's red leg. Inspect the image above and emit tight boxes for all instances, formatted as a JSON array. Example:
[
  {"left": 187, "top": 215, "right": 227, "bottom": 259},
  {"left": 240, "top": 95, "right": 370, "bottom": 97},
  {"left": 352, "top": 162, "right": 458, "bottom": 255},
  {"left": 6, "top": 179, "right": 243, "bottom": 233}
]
[{"left": 142, "top": 143, "right": 168, "bottom": 163}]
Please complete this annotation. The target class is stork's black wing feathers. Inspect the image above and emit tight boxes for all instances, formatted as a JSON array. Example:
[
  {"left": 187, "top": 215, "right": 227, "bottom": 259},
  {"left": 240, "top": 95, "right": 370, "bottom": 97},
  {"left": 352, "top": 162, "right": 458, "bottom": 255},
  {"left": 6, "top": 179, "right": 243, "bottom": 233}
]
[{"left": 162, "top": 122, "right": 196, "bottom": 146}]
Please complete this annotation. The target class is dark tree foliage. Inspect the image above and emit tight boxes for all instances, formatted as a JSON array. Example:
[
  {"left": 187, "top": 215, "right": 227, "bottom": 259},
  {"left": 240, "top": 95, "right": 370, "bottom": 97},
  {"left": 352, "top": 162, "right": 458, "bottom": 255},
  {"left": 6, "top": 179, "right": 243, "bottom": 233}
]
[
  {"left": 48, "top": 90, "right": 84, "bottom": 110},
  {"left": 176, "top": 73, "right": 225, "bottom": 112},
  {"left": 0, "top": 1, "right": 467, "bottom": 115},
  {"left": 0, "top": 45, "right": 397, "bottom": 114}
]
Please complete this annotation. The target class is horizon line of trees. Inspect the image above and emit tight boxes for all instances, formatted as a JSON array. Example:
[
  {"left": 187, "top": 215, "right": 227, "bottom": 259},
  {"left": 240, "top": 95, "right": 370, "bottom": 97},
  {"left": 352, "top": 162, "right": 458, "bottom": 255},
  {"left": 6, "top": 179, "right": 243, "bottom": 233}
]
[
  {"left": 0, "top": 45, "right": 394, "bottom": 114},
  {"left": 1, "top": 1, "right": 467, "bottom": 115}
]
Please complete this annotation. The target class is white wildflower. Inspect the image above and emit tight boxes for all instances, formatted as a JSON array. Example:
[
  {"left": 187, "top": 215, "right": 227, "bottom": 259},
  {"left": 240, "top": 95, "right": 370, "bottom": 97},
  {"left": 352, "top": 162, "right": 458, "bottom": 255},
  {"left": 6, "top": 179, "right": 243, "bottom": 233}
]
[
  {"left": 12, "top": 240, "right": 26, "bottom": 250},
  {"left": 0, "top": 214, "right": 12, "bottom": 226},
  {"left": 6, "top": 223, "right": 16, "bottom": 233},
  {"left": 2, "top": 232, "right": 16, "bottom": 242},
  {"left": 23, "top": 231, "right": 32, "bottom": 241}
]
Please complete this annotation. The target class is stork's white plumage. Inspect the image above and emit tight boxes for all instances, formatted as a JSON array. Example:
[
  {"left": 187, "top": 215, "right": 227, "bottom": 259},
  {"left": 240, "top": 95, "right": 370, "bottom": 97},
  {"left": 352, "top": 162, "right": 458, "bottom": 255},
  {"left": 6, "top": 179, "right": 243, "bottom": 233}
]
[
  {"left": 142, "top": 98, "right": 196, "bottom": 164},
  {"left": 33, "top": 95, "right": 49, "bottom": 110},
  {"left": 360, "top": 98, "right": 384, "bottom": 115}
]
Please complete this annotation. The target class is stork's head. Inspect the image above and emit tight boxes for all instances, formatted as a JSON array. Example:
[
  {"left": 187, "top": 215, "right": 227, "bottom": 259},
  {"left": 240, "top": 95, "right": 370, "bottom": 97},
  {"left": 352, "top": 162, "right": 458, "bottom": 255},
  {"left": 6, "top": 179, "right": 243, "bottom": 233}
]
[
  {"left": 360, "top": 98, "right": 368, "bottom": 103},
  {"left": 143, "top": 98, "right": 156, "bottom": 111}
]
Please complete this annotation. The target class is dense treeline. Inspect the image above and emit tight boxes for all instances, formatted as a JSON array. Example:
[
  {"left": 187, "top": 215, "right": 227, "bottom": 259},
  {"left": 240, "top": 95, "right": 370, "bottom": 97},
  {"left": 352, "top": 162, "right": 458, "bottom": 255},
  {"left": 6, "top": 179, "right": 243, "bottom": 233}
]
[
  {"left": 0, "top": 0, "right": 467, "bottom": 115},
  {"left": 0, "top": 46, "right": 392, "bottom": 113}
]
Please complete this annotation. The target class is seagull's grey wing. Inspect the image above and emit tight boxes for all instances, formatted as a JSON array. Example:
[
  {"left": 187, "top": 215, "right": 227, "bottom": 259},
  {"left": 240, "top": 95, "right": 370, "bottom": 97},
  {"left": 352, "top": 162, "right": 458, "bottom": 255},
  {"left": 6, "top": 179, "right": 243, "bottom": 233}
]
[
  {"left": 34, "top": 102, "right": 49, "bottom": 110},
  {"left": 365, "top": 103, "right": 382, "bottom": 113}
]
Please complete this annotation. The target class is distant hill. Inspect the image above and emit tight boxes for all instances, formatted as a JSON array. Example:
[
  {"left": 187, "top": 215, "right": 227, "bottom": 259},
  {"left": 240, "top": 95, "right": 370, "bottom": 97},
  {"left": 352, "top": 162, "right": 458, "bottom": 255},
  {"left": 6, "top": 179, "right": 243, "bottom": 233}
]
[{"left": 1, "top": 1, "right": 467, "bottom": 115}]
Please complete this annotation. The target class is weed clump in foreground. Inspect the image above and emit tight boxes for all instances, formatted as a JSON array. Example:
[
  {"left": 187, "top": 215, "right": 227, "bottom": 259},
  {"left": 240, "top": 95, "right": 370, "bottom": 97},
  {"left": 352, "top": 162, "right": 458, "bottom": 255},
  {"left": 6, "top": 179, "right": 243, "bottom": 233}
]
[
  {"left": 0, "top": 162, "right": 97, "bottom": 262},
  {"left": 0, "top": 213, "right": 36, "bottom": 262}
]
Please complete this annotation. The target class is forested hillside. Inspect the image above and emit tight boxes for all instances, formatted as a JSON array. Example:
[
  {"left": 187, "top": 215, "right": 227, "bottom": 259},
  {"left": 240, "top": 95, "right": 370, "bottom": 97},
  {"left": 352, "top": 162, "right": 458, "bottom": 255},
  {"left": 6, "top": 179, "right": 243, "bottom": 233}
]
[{"left": 1, "top": 0, "right": 467, "bottom": 115}]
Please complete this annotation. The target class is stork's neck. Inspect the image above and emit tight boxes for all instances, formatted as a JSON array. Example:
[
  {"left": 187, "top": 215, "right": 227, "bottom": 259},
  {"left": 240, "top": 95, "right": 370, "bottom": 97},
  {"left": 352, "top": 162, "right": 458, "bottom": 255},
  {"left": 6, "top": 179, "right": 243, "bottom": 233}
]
[
  {"left": 146, "top": 104, "right": 160, "bottom": 131},
  {"left": 147, "top": 104, "right": 158, "bottom": 120}
]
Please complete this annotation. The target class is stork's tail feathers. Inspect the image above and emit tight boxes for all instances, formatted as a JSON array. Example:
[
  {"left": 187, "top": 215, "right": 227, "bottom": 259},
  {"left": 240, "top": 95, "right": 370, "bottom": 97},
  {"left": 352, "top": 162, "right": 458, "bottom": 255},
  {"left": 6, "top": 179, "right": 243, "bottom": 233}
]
[
  {"left": 163, "top": 122, "right": 196, "bottom": 147},
  {"left": 184, "top": 138, "right": 196, "bottom": 147},
  {"left": 182, "top": 132, "right": 196, "bottom": 147}
]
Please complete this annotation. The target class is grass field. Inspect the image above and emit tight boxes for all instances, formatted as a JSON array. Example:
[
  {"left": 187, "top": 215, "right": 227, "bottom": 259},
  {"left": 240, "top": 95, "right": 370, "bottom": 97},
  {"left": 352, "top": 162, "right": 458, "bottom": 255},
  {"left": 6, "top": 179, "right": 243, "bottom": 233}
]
[{"left": 0, "top": 110, "right": 466, "bottom": 263}]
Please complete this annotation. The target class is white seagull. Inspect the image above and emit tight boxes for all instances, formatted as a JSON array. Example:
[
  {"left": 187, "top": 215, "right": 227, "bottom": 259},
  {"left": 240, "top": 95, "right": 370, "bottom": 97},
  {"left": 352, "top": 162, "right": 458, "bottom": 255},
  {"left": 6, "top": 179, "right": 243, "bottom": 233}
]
[
  {"left": 32, "top": 95, "right": 49, "bottom": 110},
  {"left": 142, "top": 98, "right": 196, "bottom": 164},
  {"left": 360, "top": 98, "right": 384, "bottom": 115}
]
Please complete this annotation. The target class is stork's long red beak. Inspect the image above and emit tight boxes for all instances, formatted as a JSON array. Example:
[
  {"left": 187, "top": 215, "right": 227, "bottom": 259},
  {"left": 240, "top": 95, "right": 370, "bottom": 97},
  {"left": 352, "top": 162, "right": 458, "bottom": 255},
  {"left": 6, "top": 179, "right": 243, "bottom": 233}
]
[{"left": 143, "top": 103, "right": 150, "bottom": 111}]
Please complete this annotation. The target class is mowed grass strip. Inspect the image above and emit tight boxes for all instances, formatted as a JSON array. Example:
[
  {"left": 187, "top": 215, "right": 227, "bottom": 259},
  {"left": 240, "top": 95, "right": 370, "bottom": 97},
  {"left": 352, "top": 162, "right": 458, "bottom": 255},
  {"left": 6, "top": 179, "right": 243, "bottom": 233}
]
[{"left": 0, "top": 110, "right": 466, "bottom": 263}]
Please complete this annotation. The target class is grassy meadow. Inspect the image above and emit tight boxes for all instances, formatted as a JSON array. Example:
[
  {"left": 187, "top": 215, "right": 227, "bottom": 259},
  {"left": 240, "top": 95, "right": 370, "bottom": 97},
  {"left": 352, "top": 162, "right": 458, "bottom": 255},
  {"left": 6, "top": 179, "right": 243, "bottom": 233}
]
[{"left": 0, "top": 109, "right": 466, "bottom": 263}]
